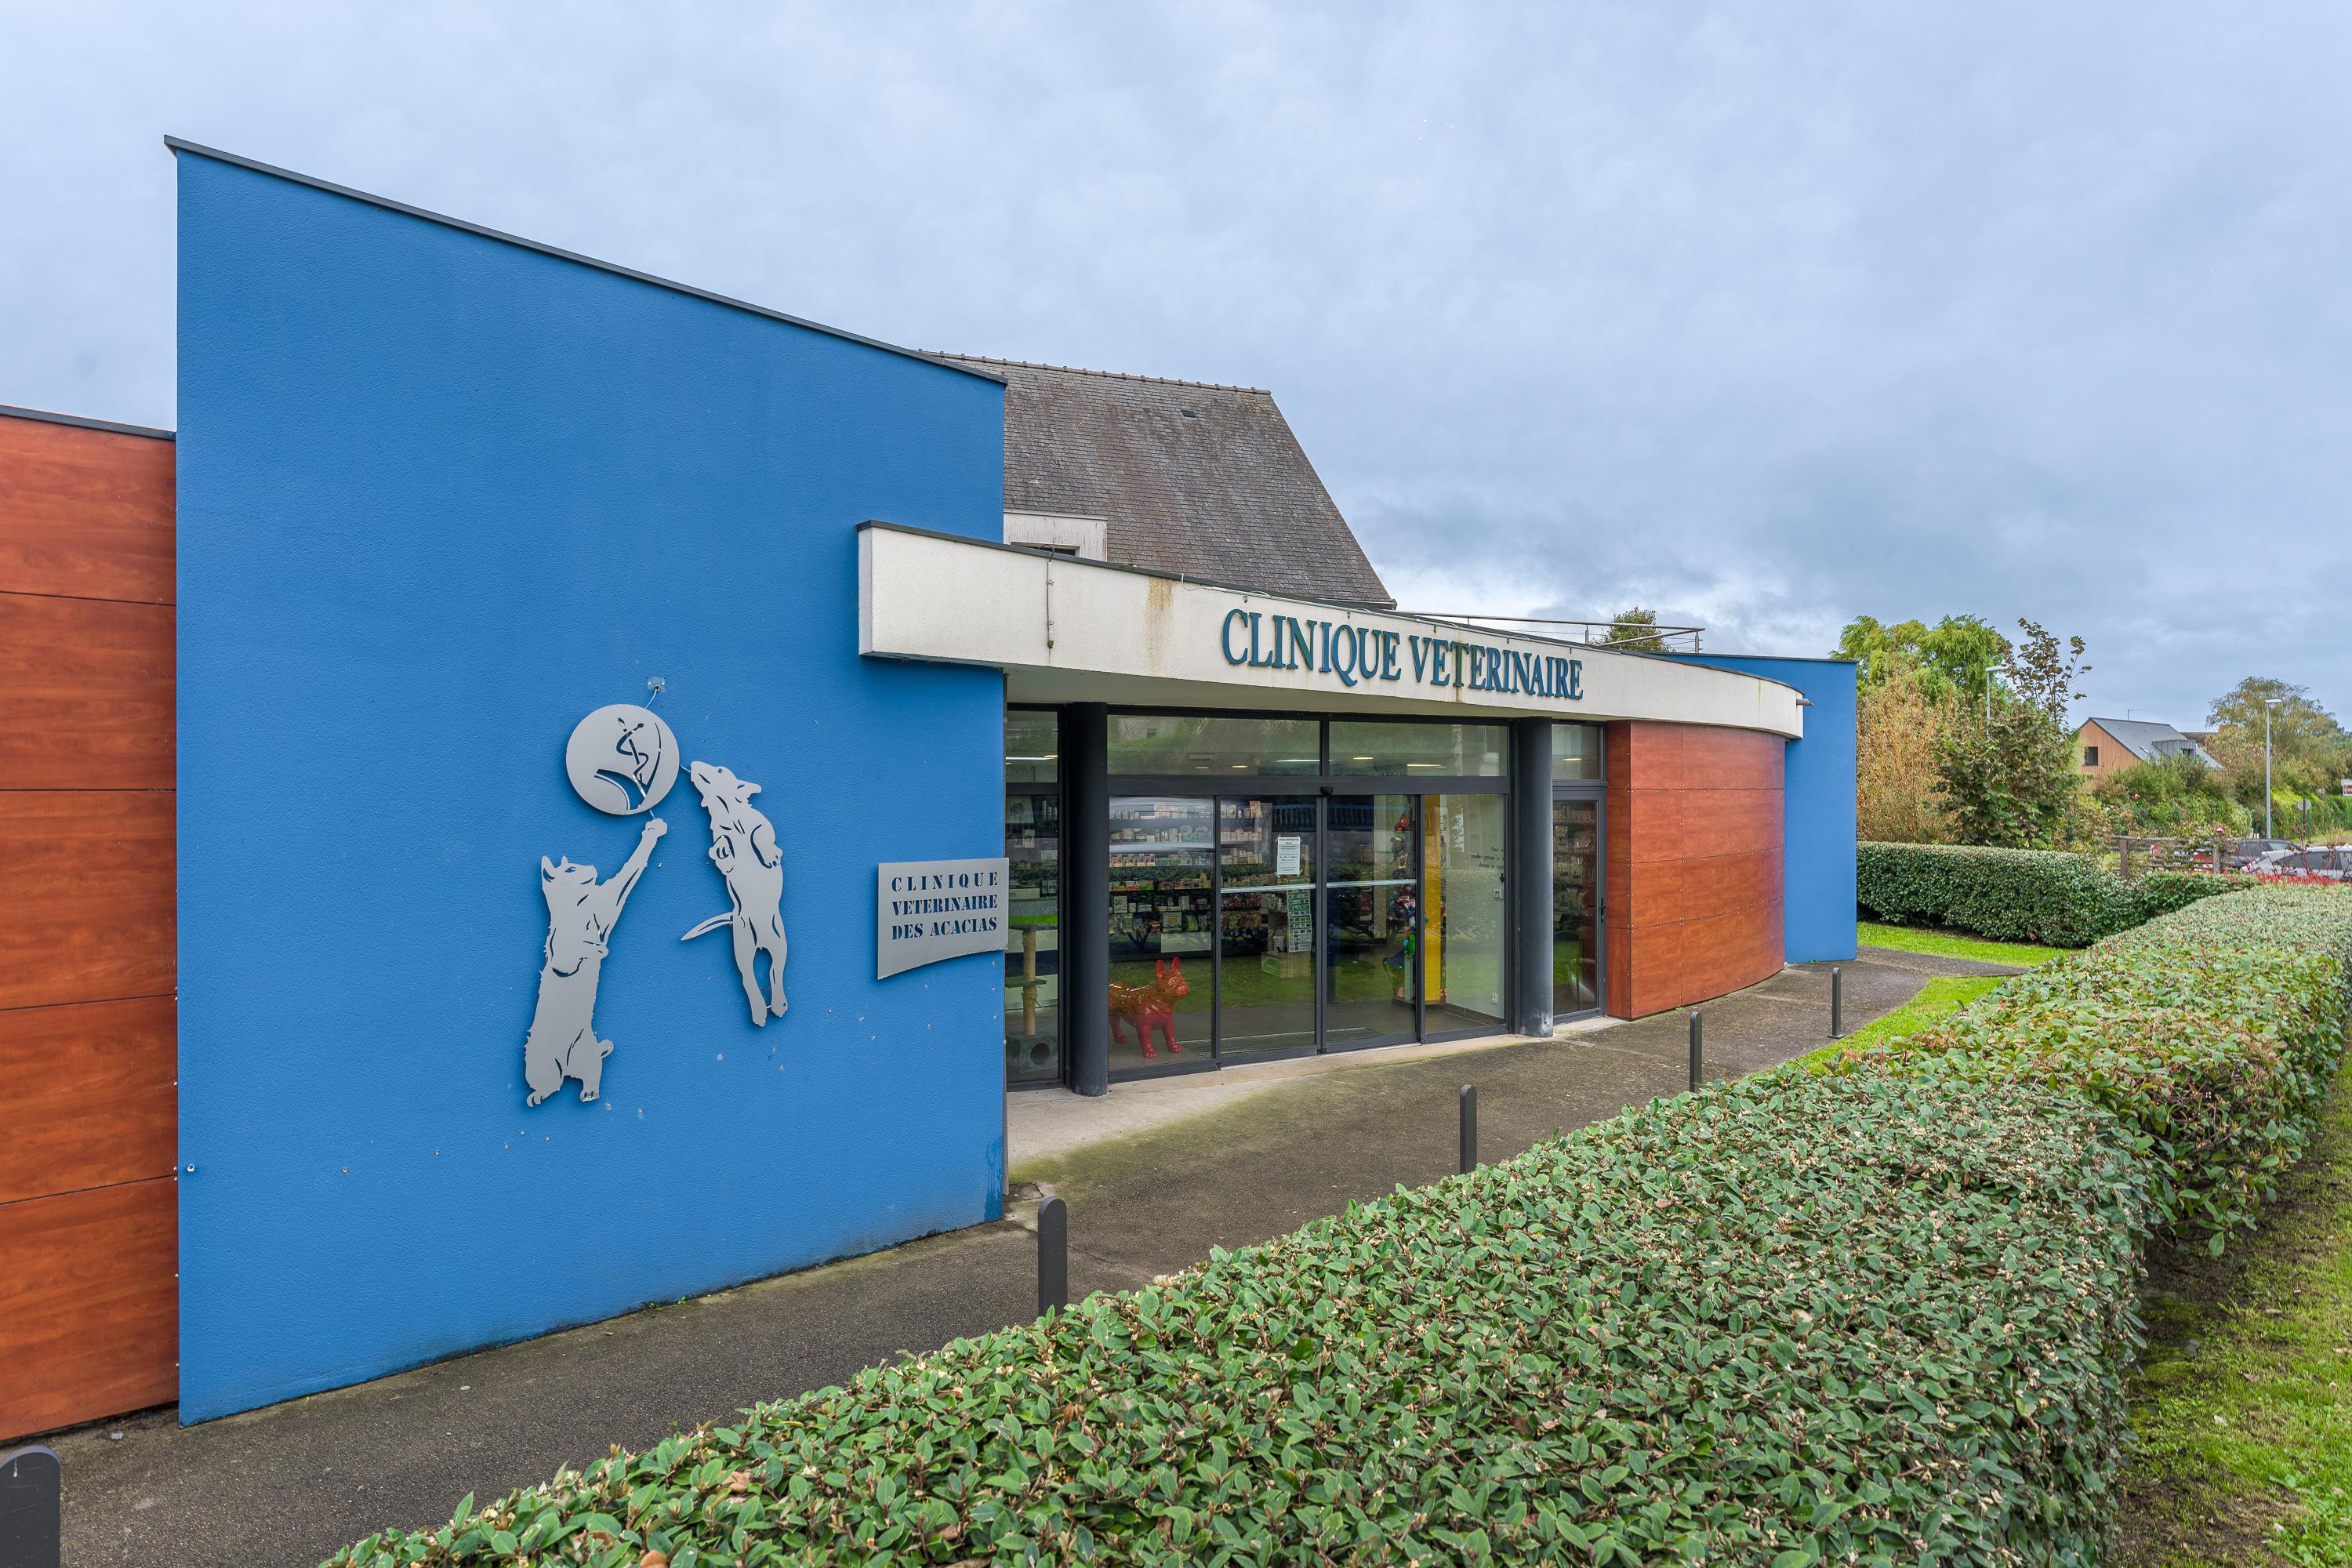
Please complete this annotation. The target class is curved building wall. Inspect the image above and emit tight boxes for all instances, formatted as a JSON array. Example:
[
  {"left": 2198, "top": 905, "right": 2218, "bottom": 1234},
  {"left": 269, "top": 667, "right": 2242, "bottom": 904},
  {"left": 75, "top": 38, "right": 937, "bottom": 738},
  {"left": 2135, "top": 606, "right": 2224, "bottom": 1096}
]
[{"left": 1604, "top": 723, "right": 1786, "bottom": 1018}]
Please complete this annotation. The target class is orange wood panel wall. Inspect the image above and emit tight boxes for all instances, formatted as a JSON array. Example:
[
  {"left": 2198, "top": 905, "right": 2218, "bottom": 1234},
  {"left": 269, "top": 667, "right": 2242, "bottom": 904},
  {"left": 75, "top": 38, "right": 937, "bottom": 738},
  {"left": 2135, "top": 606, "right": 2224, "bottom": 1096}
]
[
  {"left": 0, "top": 408, "right": 178, "bottom": 1439},
  {"left": 1604, "top": 721, "right": 1785, "bottom": 1019}
]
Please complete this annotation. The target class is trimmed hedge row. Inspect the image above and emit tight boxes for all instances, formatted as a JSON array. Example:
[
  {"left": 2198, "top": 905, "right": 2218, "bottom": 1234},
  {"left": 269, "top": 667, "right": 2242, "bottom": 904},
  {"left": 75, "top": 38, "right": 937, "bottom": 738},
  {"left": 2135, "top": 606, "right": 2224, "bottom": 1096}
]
[
  {"left": 1856, "top": 840, "right": 2242, "bottom": 946},
  {"left": 328, "top": 887, "right": 2350, "bottom": 1568},
  {"left": 331, "top": 1072, "right": 2147, "bottom": 1566},
  {"left": 1828, "top": 885, "right": 2352, "bottom": 1252}
]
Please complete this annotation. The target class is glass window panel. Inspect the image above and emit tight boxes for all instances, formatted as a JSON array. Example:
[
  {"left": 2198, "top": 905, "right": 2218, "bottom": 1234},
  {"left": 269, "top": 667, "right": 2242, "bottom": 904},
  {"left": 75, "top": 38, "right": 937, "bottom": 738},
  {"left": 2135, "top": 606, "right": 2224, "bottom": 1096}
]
[
  {"left": 1108, "top": 797, "right": 1213, "bottom": 1071},
  {"left": 1552, "top": 798, "right": 1600, "bottom": 1016},
  {"left": 1328, "top": 721, "right": 1506, "bottom": 777},
  {"left": 1004, "top": 790, "right": 1061, "bottom": 1085},
  {"left": 1425, "top": 793, "right": 1507, "bottom": 1030},
  {"left": 1551, "top": 722, "right": 1602, "bottom": 780},
  {"left": 1109, "top": 713, "right": 1321, "bottom": 776},
  {"left": 1004, "top": 709, "right": 1059, "bottom": 785},
  {"left": 1323, "top": 794, "right": 1420, "bottom": 1049},
  {"left": 1215, "top": 798, "right": 1319, "bottom": 1056}
]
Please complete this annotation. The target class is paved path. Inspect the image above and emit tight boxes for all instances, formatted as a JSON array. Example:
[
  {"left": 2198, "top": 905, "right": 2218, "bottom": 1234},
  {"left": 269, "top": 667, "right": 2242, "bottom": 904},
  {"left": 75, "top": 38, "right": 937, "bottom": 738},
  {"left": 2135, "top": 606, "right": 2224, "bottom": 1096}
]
[
  {"left": 1854, "top": 941, "right": 2031, "bottom": 979},
  {"left": 51, "top": 955, "right": 1946, "bottom": 1567}
]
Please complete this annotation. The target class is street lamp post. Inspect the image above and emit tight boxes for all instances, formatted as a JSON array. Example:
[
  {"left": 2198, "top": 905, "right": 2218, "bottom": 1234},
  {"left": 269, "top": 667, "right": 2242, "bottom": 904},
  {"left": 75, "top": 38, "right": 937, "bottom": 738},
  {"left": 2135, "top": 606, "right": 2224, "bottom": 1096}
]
[{"left": 2265, "top": 697, "right": 2283, "bottom": 840}]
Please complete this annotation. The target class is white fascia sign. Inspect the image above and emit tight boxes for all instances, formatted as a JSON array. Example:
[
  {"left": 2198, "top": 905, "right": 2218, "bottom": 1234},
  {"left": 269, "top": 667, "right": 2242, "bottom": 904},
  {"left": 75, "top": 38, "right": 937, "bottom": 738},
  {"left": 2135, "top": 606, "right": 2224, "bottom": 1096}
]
[{"left": 856, "top": 521, "right": 1805, "bottom": 736}]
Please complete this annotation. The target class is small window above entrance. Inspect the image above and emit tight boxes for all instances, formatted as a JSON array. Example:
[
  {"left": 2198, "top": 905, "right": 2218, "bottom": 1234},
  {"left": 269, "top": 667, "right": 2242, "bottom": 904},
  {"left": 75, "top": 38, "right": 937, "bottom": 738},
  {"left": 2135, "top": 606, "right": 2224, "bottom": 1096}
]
[
  {"left": 1328, "top": 720, "right": 1506, "bottom": 778},
  {"left": 1109, "top": 714, "right": 1320, "bottom": 776}
]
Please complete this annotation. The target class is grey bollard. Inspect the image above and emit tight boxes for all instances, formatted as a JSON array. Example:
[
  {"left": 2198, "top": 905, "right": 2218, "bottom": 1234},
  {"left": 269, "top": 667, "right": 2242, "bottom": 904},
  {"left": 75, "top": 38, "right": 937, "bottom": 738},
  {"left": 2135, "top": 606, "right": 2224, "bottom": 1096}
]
[
  {"left": 0, "top": 1446, "right": 60, "bottom": 1568},
  {"left": 1458, "top": 1084, "right": 1478, "bottom": 1174},
  {"left": 1036, "top": 1196, "right": 1067, "bottom": 1318},
  {"left": 1689, "top": 1011, "right": 1703, "bottom": 1090},
  {"left": 1831, "top": 966, "right": 1843, "bottom": 1040}
]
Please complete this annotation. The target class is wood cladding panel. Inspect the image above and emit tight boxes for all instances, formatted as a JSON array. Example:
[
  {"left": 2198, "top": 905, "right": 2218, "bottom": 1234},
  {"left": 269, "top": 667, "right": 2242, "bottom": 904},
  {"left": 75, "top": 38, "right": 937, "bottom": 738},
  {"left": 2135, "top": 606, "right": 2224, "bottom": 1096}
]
[
  {"left": 0, "top": 407, "right": 180, "bottom": 1439},
  {"left": 0, "top": 791, "right": 175, "bottom": 1012},
  {"left": 1604, "top": 721, "right": 1785, "bottom": 1018},
  {"left": 1681, "top": 789, "right": 1784, "bottom": 861},
  {"left": 0, "top": 997, "right": 176, "bottom": 1207},
  {"left": 1682, "top": 731, "right": 1783, "bottom": 792},
  {"left": 0, "top": 592, "right": 175, "bottom": 789},
  {"left": 0, "top": 414, "right": 174, "bottom": 604},
  {"left": 0, "top": 1179, "right": 178, "bottom": 1440}
]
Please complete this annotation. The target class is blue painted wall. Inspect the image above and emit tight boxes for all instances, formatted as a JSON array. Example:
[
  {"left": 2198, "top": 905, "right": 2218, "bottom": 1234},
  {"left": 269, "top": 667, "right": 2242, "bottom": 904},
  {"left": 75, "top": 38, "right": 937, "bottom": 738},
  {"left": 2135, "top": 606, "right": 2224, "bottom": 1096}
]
[
  {"left": 1684, "top": 655, "right": 1859, "bottom": 964},
  {"left": 175, "top": 150, "right": 1008, "bottom": 1421}
]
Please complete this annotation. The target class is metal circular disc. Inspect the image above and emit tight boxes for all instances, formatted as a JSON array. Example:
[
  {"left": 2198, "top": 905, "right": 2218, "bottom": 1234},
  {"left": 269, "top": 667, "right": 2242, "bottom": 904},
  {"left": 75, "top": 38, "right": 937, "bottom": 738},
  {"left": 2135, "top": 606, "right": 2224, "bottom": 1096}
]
[{"left": 564, "top": 704, "right": 680, "bottom": 815}]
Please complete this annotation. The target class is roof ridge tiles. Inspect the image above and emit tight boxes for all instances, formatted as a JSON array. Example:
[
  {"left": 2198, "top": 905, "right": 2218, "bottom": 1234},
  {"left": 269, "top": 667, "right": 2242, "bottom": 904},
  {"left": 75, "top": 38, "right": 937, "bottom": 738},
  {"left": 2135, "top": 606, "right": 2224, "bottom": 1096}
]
[{"left": 935, "top": 354, "right": 1270, "bottom": 397}]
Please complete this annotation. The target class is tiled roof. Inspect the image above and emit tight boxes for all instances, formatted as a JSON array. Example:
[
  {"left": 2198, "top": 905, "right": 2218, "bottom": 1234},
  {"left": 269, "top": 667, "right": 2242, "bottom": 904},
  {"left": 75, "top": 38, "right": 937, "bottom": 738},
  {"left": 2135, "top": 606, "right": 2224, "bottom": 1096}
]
[
  {"left": 2083, "top": 717, "right": 2220, "bottom": 768},
  {"left": 938, "top": 355, "right": 1394, "bottom": 608}
]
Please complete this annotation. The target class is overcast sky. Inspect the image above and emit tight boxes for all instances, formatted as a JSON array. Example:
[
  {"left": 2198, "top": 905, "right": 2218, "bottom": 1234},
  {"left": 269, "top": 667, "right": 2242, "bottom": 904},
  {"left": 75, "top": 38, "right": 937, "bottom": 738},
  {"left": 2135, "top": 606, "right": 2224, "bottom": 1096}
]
[{"left": 6, "top": 2, "right": 2345, "bottom": 724}]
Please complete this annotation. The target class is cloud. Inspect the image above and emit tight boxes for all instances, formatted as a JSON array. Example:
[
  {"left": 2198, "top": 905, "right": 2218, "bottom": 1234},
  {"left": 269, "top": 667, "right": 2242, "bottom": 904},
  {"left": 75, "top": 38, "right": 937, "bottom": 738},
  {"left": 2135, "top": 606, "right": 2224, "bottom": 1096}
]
[{"left": 3, "top": 0, "right": 2346, "bottom": 720}]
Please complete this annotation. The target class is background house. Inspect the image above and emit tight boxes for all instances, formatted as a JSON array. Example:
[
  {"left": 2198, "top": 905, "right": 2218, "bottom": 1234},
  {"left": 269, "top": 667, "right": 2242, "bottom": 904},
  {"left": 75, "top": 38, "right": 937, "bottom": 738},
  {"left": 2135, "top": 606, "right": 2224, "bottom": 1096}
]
[{"left": 2074, "top": 716, "right": 2220, "bottom": 782}]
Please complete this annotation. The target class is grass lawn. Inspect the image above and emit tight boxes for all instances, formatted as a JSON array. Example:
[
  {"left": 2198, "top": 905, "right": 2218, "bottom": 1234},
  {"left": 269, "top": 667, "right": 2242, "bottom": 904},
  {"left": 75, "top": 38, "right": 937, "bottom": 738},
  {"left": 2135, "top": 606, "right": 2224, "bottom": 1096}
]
[
  {"left": 2115, "top": 1051, "right": 2352, "bottom": 1566},
  {"left": 1787, "top": 973, "right": 2005, "bottom": 1070},
  {"left": 1857, "top": 919, "right": 2069, "bottom": 967}
]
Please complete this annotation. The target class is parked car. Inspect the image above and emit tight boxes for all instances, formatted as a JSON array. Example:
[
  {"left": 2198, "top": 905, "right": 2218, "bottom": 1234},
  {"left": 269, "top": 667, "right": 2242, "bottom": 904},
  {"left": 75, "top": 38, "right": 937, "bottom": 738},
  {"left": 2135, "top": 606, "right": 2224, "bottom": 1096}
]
[
  {"left": 2249, "top": 844, "right": 2352, "bottom": 879},
  {"left": 2227, "top": 838, "right": 2301, "bottom": 869}
]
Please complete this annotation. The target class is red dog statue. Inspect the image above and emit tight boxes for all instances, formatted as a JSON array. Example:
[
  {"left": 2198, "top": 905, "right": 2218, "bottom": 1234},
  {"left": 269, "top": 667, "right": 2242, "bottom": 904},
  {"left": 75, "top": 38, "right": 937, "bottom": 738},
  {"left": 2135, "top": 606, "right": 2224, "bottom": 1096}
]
[{"left": 1109, "top": 957, "right": 1190, "bottom": 1058}]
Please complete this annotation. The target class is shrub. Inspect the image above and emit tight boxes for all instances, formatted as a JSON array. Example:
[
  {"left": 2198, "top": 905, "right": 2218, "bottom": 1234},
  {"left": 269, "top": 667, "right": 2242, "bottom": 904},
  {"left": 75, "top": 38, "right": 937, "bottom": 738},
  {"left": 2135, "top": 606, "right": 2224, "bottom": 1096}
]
[
  {"left": 328, "top": 1071, "right": 2149, "bottom": 1567},
  {"left": 328, "top": 888, "right": 2350, "bottom": 1567},
  {"left": 1857, "top": 840, "right": 2244, "bottom": 946},
  {"left": 1828, "top": 885, "right": 2352, "bottom": 1250},
  {"left": 1855, "top": 663, "right": 1955, "bottom": 844}
]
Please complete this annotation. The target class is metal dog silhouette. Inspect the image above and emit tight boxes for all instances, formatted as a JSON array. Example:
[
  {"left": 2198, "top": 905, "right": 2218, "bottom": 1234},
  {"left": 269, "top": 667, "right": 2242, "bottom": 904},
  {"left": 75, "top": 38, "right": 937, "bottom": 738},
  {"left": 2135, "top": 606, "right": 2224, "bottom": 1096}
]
[
  {"left": 681, "top": 760, "right": 788, "bottom": 1025},
  {"left": 524, "top": 818, "right": 665, "bottom": 1105}
]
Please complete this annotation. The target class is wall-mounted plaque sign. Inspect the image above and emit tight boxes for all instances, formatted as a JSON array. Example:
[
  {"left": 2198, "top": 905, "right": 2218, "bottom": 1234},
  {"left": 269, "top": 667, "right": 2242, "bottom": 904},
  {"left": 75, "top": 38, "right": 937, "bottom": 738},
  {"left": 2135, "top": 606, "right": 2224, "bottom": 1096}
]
[{"left": 878, "top": 858, "right": 1010, "bottom": 979}]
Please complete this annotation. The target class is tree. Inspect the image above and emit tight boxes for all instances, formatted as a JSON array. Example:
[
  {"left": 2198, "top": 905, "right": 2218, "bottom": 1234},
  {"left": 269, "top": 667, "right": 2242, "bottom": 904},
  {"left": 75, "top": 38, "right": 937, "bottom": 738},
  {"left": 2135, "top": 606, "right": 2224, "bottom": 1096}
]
[
  {"left": 1933, "top": 619, "right": 2089, "bottom": 848},
  {"left": 1605, "top": 607, "right": 1668, "bottom": 652},
  {"left": 1833, "top": 614, "right": 2009, "bottom": 702},
  {"left": 1856, "top": 663, "right": 1955, "bottom": 842},
  {"left": 2092, "top": 750, "right": 2249, "bottom": 835},
  {"left": 2205, "top": 678, "right": 2352, "bottom": 808}
]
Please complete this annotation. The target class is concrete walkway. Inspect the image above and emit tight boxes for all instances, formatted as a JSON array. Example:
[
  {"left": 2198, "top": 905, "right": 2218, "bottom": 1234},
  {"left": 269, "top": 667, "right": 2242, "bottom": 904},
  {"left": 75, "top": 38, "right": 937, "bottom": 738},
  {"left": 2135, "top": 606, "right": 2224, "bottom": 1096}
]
[{"left": 49, "top": 953, "right": 1976, "bottom": 1567}]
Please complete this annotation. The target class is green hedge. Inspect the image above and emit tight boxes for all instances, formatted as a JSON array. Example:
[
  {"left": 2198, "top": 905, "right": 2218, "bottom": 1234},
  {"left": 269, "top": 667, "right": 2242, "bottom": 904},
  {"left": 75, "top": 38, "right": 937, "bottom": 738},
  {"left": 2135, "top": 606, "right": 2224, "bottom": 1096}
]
[
  {"left": 1856, "top": 841, "right": 2242, "bottom": 947},
  {"left": 330, "top": 1072, "right": 2147, "bottom": 1566},
  {"left": 328, "top": 887, "right": 2351, "bottom": 1568},
  {"left": 1829, "top": 885, "right": 2352, "bottom": 1250}
]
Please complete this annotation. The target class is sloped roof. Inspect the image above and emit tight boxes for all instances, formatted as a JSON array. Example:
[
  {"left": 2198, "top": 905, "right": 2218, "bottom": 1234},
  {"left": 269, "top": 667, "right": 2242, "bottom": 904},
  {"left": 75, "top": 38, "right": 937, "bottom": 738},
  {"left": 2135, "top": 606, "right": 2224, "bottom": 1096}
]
[
  {"left": 2083, "top": 717, "right": 2220, "bottom": 768},
  {"left": 938, "top": 355, "right": 1394, "bottom": 608}
]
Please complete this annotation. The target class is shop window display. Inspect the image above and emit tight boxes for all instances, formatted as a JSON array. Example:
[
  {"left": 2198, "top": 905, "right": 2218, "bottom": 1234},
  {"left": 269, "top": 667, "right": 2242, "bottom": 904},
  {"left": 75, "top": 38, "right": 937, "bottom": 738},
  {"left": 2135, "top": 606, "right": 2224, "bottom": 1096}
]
[
  {"left": 1552, "top": 797, "right": 1600, "bottom": 1016},
  {"left": 1108, "top": 796, "right": 1214, "bottom": 1069},
  {"left": 1004, "top": 710, "right": 1062, "bottom": 1085}
]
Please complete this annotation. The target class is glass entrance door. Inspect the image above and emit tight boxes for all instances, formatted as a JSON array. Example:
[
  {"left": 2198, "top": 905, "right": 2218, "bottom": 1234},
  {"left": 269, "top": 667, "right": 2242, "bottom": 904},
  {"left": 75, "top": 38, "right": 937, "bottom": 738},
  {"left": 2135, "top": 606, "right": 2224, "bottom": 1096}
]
[
  {"left": 1424, "top": 794, "right": 1508, "bottom": 1036},
  {"left": 1215, "top": 797, "right": 1319, "bottom": 1058},
  {"left": 1323, "top": 794, "right": 1419, "bottom": 1048},
  {"left": 1105, "top": 786, "right": 1515, "bottom": 1077}
]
